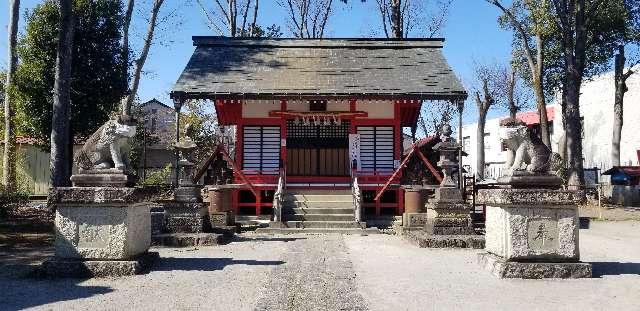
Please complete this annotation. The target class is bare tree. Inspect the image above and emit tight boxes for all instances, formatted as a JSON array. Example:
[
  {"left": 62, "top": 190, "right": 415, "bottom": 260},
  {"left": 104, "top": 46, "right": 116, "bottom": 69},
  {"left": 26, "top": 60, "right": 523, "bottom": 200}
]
[
  {"left": 2, "top": 0, "right": 20, "bottom": 190},
  {"left": 473, "top": 63, "right": 497, "bottom": 180},
  {"left": 374, "top": 0, "right": 452, "bottom": 38},
  {"left": 196, "top": 0, "right": 260, "bottom": 37},
  {"left": 551, "top": 0, "right": 603, "bottom": 189},
  {"left": 417, "top": 101, "right": 455, "bottom": 138},
  {"left": 122, "top": 0, "right": 165, "bottom": 117},
  {"left": 50, "top": 0, "right": 75, "bottom": 187},
  {"left": 612, "top": 45, "right": 638, "bottom": 166},
  {"left": 496, "top": 62, "right": 530, "bottom": 119},
  {"left": 487, "top": 0, "right": 553, "bottom": 148},
  {"left": 279, "top": 0, "right": 335, "bottom": 38}
]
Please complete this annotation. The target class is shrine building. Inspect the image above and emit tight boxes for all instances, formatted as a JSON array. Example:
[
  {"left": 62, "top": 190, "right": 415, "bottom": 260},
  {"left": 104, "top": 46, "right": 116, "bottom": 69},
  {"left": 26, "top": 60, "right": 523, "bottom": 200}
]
[{"left": 171, "top": 37, "right": 467, "bottom": 228}]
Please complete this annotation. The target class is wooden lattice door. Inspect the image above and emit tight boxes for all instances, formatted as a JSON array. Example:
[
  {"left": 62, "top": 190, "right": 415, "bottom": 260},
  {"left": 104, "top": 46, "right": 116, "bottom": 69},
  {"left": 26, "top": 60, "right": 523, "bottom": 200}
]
[{"left": 286, "top": 120, "right": 350, "bottom": 176}]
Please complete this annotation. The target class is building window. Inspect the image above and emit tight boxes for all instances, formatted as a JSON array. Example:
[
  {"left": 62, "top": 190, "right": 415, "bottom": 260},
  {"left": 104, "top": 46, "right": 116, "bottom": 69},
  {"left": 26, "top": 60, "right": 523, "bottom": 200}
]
[
  {"left": 242, "top": 126, "right": 281, "bottom": 174},
  {"left": 151, "top": 118, "right": 157, "bottom": 132},
  {"left": 463, "top": 136, "right": 470, "bottom": 152},
  {"left": 358, "top": 126, "right": 394, "bottom": 171},
  {"left": 483, "top": 133, "right": 491, "bottom": 150}
]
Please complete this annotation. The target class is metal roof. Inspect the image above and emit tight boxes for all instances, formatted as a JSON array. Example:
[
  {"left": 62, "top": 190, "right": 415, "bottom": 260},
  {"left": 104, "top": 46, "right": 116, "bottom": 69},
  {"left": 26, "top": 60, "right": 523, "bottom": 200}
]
[{"left": 171, "top": 37, "right": 467, "bottom": 100}]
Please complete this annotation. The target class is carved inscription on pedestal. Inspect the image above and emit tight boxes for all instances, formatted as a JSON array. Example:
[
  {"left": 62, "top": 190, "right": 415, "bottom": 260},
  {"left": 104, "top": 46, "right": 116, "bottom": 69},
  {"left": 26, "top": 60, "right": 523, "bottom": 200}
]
[
  {"left": 76, "top": 215, "right": 110, "bottom": 248},
  {"left": 527, "top": 219, "right": 559, "bottom": 251},
  {"left": 407, "top": 213, "right": 428, "bottom": 227}
]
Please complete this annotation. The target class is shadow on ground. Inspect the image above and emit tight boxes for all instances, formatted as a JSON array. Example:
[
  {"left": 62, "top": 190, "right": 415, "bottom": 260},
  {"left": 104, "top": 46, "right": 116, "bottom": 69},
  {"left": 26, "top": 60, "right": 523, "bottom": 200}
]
[
  {"left": 0, "top": 277, "right": 113, "bottom": 311},
  {"left": 591, "top": 261, "right": 640, "bottom": 278},
  {"left": 153, "top": 257, "right": 285, "bottom": 271}
]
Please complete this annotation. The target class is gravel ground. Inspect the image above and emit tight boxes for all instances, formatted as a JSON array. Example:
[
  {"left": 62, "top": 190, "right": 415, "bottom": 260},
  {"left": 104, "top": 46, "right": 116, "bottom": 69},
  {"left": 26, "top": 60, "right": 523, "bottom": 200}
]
[
  {"left": 255, "top": 234, "right": 367, "bottom": 311},
  {"left": 345, "top": 221, "right": 640, "bottom": 311},
  {"left": 0, "top": 222, "right": 639, "bottom": 311}
]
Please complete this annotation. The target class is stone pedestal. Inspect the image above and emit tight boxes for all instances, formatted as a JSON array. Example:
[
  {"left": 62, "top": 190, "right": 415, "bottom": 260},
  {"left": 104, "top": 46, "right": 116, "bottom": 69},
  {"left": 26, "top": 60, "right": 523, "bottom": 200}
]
[
  {"left": 424, "top": 201, "right": 475, "bottom": 235},
  {"left": 476, "top": 188, "right": 592, "bottom": 279},
  {"left": 402, "top": 186, "right": 428, "bottom": 229},
  {"left": 44, "top": 187, "right": 156, "bottom": 277},
  {"left": 206, "top": 186, "right": 234, "bottom": 227}
]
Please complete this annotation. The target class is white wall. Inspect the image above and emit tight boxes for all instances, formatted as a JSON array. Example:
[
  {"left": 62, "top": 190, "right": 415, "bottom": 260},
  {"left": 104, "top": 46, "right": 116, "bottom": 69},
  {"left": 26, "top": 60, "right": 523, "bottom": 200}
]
[{"left": 552, "top": 69, "right": 640, "bottom": 170}]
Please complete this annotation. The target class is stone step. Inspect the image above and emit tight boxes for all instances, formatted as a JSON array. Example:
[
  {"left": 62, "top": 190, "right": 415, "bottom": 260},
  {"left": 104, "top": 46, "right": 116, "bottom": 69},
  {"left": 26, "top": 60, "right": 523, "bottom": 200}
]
[
  {"left": 254, "top": 227, "right": 380, "bottom": 235},
  {"left": 283, "top": 214, "right": 355, "bottom": 222},
  {"left": 283, "top": 207, "right": 355, "bottom": 215},
  {"left": 285, "top": 189, "right": 351, "bottom": 195},
  {"left": 283, "top": 201, "right": 355, "bottom": 208},
  {"left": 283, "top": 221, "right": 364, "bottom": 229},
  {"left": 283, "top": 194, "right": 353, "bottom": 202}
]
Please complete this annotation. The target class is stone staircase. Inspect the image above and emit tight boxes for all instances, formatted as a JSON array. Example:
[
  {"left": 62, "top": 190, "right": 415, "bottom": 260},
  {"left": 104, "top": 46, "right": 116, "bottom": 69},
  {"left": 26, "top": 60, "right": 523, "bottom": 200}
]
[{"left": 257, "top": 189, "right": 378, "bottom": 234}]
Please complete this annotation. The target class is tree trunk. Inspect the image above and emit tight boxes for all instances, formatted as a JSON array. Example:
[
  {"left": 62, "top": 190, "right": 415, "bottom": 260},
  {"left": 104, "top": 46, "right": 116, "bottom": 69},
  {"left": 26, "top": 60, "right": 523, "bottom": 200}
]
[
  {"left": 124, "top": 0, "right": 164, "bottom": 115},
  {"left": 476, "top": 110, "right": 487, "bottom": 180},
  {"left": 534, "top": 35, "right": 551, "bottom": 148},
  {"left": 612, "top": 46, "right": 626, "bottom": 167},
  {"left": 249, "top": 0, "right": 259, "bottom": 37},
  {"left": 390, "top": 0, "right": 402, "bottom": 38},
  {"left": 507, "top": 69, "right": 517, "bottom": 119},
  {"left": 563, "top": 68, "right": 586, "bottom": 190},
  {"left": 50, "top": 0, "right": 75, "bottom": 188},
  {"left": 2, "top": 0, "right": 20, "bottom": 190},
  {"left": 120, "top": 0, "right": 134, "bottom": 116}
]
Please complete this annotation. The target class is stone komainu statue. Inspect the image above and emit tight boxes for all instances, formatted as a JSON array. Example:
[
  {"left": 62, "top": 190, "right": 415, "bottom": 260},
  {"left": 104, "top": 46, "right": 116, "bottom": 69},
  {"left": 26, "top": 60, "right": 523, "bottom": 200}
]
[
  {"left": 75, "top": 116, "right": 137, "bottom": 171},
  {"left": 499, "top": 118, "right": 562, "bottom": 176}
]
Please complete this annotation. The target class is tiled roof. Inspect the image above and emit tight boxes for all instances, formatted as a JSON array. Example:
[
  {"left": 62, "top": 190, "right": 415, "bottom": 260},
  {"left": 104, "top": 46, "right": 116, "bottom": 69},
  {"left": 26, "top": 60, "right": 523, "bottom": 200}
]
[{"left": 171, "top": 37, "right": 467, "bottom": 100}]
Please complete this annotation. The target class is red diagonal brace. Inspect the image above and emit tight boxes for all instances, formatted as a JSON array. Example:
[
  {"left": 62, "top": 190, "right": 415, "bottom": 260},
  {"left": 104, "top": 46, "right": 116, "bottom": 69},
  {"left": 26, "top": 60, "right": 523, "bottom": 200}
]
[
  {"left": 373, "top": 146, "right": 417, "bottom": 202},
  {"left": 216, "top": 144, "right": 259, "bottom": 199}
]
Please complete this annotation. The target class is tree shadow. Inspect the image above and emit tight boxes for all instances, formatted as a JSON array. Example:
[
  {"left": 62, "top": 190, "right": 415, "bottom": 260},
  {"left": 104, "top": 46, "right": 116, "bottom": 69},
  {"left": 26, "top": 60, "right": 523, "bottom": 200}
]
[
  {"left": 153, "top": 257, "right": 285, "bottom": 272},
  {"left": 0, "top": 276, "right": 113, "bottom": 311},
  {"left": 591, "top": 262, "right": 640, "bottom": 278}
]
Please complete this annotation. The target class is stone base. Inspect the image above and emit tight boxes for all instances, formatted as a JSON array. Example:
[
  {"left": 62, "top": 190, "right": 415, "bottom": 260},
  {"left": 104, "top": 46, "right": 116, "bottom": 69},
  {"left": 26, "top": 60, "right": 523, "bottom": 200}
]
[
  {"left": 70, "top": 171, "right": 129, "bottom": 187},
  {"left": 209, "top": 211, "right": 233, "bottom": 227},
  {"left": 152, "top": 233, "right": 231, "bottom": 247},
  {"left": 174, "top": 186, "right": 202, "bottom": 203},
  {"left": 40, "top": 252, "right": 159, "bottom": 278},
  {"left": 477, "top": 252, "right": 592, "bottom": 279},
  {"left": 403, "top": 213, "right": 428, "bottom": 229},
  {"left": 405, "top": 231, "right": 485, "bottom": 249},
  {"left": 163, "top": 202, "right": 207, "bottom": 233},
  {"left": 424, "top": 202, "right": 475, "bottom": 235}
]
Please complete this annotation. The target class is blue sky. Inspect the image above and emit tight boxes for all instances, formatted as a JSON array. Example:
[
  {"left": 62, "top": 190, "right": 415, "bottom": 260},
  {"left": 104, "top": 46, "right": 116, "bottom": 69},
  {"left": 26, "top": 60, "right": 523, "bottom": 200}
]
[{"left": 1, "top": 0, "right": 515, "bottom": 123}]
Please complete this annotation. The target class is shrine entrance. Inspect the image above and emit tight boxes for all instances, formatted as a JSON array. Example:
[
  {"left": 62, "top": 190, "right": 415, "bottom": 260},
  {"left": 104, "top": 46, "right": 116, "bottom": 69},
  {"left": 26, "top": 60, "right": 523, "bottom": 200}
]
[{"left": 286, "top": 120, "right": 350, "bottom": 177}]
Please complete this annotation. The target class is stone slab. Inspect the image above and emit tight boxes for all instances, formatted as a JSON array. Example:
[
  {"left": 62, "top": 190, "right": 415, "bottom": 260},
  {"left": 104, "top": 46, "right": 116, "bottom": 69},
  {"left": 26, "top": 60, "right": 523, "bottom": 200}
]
[
  {"left": 151, "top": 233, "right": 231, "bottom": 247},
  {"left": 497, "top": 174, "right": 563, "bottom": 189},
  {"left": 40, "top": 252, "right": 159, "bottom": 278},
  {"left": 49, "top": 187, "right": 142, "bottom": 205},
  {"left": 477, "top": 252, "right": 592, "bottom": 279},
  {"left": 70, "top": 173, "right": 129, "bottom": 187},
  {"left": 404, "top": 231, "right": 485, "bottom": 249},
  {"left": 476, "top": 189, "right": 582, "bottom": 207},
  {"left": 209, "top": 211, "right": 233, "bottom": 227}
]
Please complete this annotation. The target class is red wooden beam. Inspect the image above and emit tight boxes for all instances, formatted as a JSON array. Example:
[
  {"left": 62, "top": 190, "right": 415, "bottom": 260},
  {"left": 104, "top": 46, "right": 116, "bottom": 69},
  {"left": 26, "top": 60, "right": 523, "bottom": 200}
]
[{"left": 374, "top": 147, "right": 417, "bottom": 202}]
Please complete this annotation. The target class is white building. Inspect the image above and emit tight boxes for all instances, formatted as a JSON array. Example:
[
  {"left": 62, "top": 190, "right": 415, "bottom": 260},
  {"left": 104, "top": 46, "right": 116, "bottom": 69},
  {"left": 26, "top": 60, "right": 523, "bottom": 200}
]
[{"left": 461, "top": 67, "right": 640, "bottom": 179}]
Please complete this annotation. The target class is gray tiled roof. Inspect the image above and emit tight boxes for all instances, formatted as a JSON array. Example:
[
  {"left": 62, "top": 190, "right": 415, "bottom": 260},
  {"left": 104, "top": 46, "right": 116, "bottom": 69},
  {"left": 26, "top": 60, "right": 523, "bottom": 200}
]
[{"left": 171, "top": 37, "right": 467, "bottom": 100}]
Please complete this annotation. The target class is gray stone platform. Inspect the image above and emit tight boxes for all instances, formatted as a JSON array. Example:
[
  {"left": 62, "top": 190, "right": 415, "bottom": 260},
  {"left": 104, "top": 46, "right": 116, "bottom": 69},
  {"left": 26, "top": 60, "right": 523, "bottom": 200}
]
[
  {"left": 40, "top": 252, "right": 159, "bottom": 278},
  {"left": 404, "top": 231, "right": 485, "bottom": 249},
  {"left": 477, "top": 252, "right": 592, "bottom": 279}
]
